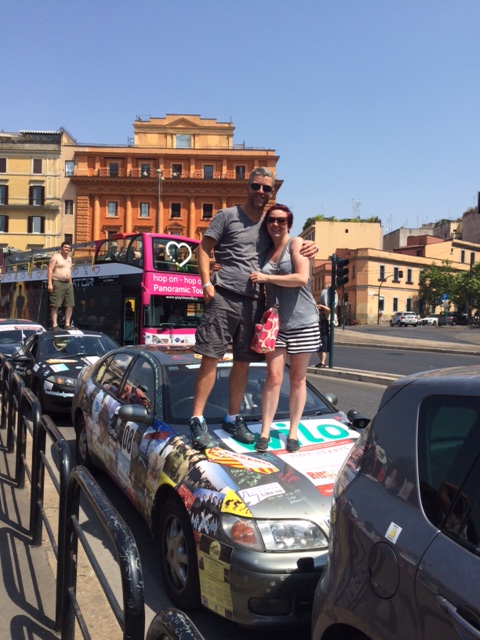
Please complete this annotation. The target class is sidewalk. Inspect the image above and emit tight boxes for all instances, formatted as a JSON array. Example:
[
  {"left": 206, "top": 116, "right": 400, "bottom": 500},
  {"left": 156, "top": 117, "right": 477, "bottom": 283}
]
[
  {"left": 0, "top": 436, "right": 58, "bottom": 639},
  {"left": 307, "top": 325, "right": 480, "bottom": 384}
]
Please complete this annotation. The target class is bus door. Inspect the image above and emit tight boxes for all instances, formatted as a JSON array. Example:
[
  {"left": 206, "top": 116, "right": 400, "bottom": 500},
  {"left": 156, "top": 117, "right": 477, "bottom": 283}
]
[{"left": 124, "top": 297, "right": 138, "bottom": 345}]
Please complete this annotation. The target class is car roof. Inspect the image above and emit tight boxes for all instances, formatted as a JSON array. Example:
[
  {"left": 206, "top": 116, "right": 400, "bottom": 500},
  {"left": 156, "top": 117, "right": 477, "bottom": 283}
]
[
  {"left": 105, "top": 343, "right": 234, "bottom": 366},
  {"left": 0, "top": 318, "right": 44, "bottom": 328},
  {"left": 40, "top": 329, "right": 111, "bottom": 339}
]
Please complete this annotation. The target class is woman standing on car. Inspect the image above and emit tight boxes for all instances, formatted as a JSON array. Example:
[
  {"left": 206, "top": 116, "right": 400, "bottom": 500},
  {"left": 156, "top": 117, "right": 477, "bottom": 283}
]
[{"left": 250, "top": 204, "right": 320, "bottom": 453}]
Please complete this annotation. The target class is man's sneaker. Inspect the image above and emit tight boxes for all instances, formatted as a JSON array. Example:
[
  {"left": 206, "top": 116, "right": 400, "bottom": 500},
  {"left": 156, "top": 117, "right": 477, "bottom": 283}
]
[
  {"left": 222, "top": 415, "right": 255, "bottom": 444},
  {"left": 189, "top": 417, "right": 210, "bottom": 450}
]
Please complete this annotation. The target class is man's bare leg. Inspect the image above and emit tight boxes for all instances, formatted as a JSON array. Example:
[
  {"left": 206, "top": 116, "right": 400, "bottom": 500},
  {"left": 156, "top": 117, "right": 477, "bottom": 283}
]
[
  {"left": 51, "top": 307, "right": 58, "bottom": 328},
  {"left": 65, "top": 306, "right": 73, "bottom": 327},
  {"left": 192, "top": 355, "right": 219, "bottom": 417},
  {"left": 223, "top": 360, "right": 255, "bottom": 444}
]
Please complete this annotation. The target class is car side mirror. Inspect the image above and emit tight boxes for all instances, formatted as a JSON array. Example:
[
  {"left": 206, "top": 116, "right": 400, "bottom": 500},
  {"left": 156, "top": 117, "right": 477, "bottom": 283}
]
[
  {"left": 347, "top": 409, "right": 370, "bottom": 430},
  {"left": 117, "top": 404, "right": 153, "bottom": 425}
]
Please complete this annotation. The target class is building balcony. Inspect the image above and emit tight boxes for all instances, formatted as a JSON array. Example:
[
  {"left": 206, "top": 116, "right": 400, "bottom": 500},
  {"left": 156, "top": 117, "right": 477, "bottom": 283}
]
[{"left": 72, "top": 168, "right": 247, "bottom": 180}]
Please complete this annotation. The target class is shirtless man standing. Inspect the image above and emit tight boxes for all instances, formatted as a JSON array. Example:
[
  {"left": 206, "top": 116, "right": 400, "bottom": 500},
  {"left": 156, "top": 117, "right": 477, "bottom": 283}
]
[{"left": 47, "top": 241, "right": 74, "bottom": 329}]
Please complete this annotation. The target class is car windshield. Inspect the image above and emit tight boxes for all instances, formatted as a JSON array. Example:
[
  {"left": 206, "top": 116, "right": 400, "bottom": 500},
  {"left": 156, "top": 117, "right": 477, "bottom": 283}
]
[
  {"left": 164, "top": 362, "right": 334, "bottom": 424},
  {"left": 44, "top": 335, "right": 117, "bottom": 358}
]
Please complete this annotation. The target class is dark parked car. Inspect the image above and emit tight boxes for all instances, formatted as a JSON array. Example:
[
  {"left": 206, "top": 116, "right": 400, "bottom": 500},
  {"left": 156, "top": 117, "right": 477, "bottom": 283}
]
[
  {"left": 71, "top": 344, "right": 367, "bottom": 628},
  {"left": 312, "top": 365, "right": 480, "bottom": 640},
  {"left": 11, "top": 329, "right": 118, "bottom": 412},
  {"left": 438, "top": 311, "right": 469, "bottom": 326},
  {"left": 0, "top": 318, "right": 45, "bottom": 356}
]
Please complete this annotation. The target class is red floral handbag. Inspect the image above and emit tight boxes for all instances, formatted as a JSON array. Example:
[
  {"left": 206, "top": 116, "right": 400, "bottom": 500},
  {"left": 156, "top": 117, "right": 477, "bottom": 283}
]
[{"left": 250, "top": 305, "right": 279, "bottom": 353}]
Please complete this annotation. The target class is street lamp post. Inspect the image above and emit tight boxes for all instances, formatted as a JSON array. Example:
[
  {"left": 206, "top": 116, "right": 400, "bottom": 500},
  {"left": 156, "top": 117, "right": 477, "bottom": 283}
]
[
  {"left": 155, "top": 169, "right": 164, "bottom": 233},
  {"left": 377, "top": 271, "right": 403, "bottom": 324}
]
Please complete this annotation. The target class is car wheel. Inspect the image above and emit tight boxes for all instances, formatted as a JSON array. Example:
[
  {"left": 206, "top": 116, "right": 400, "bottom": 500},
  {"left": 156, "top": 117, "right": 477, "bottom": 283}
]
[
  {"left": 157, "top": 497, "right": 201, "bottom": 610},
  {"left": 75, "top": 412, "right": 94, "bottom": 470}
]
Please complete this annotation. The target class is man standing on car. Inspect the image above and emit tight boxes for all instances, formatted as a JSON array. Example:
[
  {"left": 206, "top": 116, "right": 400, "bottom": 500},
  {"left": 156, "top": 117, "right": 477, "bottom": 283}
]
[
  {"left": 47, "top": 241, "right": 74, "bottom": 329},
  {"left": 189, "top": 167, "right": 317, "bottom": 450}
]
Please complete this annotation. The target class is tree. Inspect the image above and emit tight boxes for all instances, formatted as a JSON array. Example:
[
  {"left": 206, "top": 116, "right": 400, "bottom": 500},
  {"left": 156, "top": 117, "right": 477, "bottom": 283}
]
[
  {"left": 419, "top": 262, "right": 457, "bottom": 310},
  {"left": 452, "top": 263, "right": 480, "bottom": 311}
]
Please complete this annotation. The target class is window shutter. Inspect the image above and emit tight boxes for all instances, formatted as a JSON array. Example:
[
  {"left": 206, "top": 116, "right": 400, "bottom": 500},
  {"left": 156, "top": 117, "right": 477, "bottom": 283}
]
[
  {"left": 28, "top": 216, "right": 32, "bottom": 233},
  {"left": 40, "top": 217, "right": 45, "bottom": 233},
  {"left": 29, "top": 186, "right": 33, "bottom": 205},
  {"left": 4, "top": 185, "right": 8, "bottom": 205},
  {"left": 4, "top": 216, "right": 8, "bottom": 233},
  {"left": 40, "top": 186, "right": 45, "bottom": 205}
]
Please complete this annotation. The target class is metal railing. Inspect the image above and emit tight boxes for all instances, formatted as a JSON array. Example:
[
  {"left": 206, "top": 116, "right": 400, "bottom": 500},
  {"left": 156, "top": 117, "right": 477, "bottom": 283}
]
[{"left": 0, "top": 353, "right": 204, "bottom": 640}]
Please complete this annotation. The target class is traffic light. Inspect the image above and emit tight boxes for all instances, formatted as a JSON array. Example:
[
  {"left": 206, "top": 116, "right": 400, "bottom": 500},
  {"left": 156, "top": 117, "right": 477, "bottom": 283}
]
[{"left": 336, "top": 258, "right": 350, "bottom": 287}]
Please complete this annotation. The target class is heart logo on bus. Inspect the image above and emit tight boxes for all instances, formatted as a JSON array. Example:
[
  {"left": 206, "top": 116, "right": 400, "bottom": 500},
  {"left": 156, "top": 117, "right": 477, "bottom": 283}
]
[{"left": 166, "top": 241, "right": 192, "bottom": 269}]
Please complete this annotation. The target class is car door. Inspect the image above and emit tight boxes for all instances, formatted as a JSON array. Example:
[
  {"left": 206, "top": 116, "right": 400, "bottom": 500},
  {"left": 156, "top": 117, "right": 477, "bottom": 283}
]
[{"left": 416, "top": 398, "right": 480, "bottom": 639}]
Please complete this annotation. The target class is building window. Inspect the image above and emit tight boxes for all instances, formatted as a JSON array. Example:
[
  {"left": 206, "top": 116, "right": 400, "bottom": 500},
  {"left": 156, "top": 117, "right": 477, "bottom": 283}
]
[
  {"left": 393, "top": 267, "right": 402, "bottom": 282},
  {"left": 175, "top": 134, "right": 191, "bottom": 149},
  {"left": 379, "top": 296, "right": 384, "bottom": 312},
  {"left": 471, "top": 252, "right": 475, "bottom": 266},
  {"left": 65, "top": 200, "right": 74, "bottom": 215},
  {"left": 0, "top": 185, "right": 8, "bottom": 205},
  {"left": 140, "top": 202, "right": 150, "bottom": 218},
  {"left": 393, "top": 297, "right": 398, "bottom": 312},
  {"left": 204, "top": 165, "right": 214, "bottom": 179},
  {"left": 28, "top": 216, "right": 45, "bottom": 233},
  {"left": 0, "top": 158, "right": 6, "bottom": 173},
  {"left": 65, "top": 161, "right": 74, "bottom": 177},
  {"left": 406, "top": 268, "right": 413, "bottom": 284},
  {"left": 29, "top": 185, "right": 45, "bottom": 206},
  {"left": 461, "top": 250, "right": 465, "bottom": 263},
  {"left": 172, "top": 164, "right": 182, "bottom": 178},
  {"left": 351, "top": 264, "right": 355, "bottom": 279},
  {"left": 202, "top": 204, "right": 213, "bottom": 220},
  {"left": 171, "top": 203, "right": 181, "bottom": 219},
  {"left": 107, "top": 202, "right": 118, "bottom": 217},
  {"left": 235, "top": 166, "right": 245, "bottom": 180},
  {"left": 64, "top": 234, "right": 73, "bottom": 245},
  {"left": 0, "top": 215, "right": 8, "bottom": 232},
  {"left": 406, "top": 298, "right": 412, "bottom": 312},
  {"left": 33, "top": 159, "right": 42, "bottom": 174},
  {"left": 140, "top": 163, "right": 151, "bottom": 177},
  {"left": 109, "top": 162, "right": 119, "bottom": 177},
  {"left": 379, "top": 265, "right": 385, "bottom": 281}
]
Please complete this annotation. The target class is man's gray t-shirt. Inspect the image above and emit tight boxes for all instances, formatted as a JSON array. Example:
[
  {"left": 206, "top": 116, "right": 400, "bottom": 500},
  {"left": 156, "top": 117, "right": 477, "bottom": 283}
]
[{"left": 205, "top": 206, "right": 271, "bottom": 298}]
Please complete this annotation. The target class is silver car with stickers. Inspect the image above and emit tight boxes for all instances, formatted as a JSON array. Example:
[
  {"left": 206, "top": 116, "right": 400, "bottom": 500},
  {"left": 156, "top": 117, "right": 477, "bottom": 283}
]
[{"left": 71, "top": 344, "right": 367, "bottom": 628}]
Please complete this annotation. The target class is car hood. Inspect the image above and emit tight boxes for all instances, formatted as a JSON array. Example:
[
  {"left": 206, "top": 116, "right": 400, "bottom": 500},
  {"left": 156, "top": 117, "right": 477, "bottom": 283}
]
[
  {"left": 38, "top": 355, "right": 101, "bottom": 377},
  {"left": 158, "top": 416, "right": 359, "bottom": 524}
]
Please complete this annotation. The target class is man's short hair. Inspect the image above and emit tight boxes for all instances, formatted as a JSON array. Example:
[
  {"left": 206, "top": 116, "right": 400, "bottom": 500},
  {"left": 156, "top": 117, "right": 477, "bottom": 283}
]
[
  {"left": 247, "top": 167, "right": 275, "bottom": 185},
  {"left": 61, "top": 241, "right": 71, "bottom": 249}
]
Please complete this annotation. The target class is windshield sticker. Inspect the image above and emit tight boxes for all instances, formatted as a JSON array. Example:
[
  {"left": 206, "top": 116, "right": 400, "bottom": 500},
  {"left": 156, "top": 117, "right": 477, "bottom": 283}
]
[
  {"left": 238, "top": 482, "right": 285, "bottom": 506},
  {"left": 206, "top": 447, "right": 279, "bottom": 474},
  {"left": 48, "top": 363, "right": 70, "bottom": 371},
  {"left": 220, "top": 489, "right": 253, "bottom": 518}
]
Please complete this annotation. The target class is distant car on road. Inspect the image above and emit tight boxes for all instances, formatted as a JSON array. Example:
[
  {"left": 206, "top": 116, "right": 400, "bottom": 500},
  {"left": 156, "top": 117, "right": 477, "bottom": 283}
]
[
  {"left": 11, "top": 329, "right": 118, "bottom": 412},
  {"left": 389, "top": 311, "right": 418, "bottom": 327},
  {"left": 312, "top": 364, "right": 480, "bottom": 640},
  {"left": 420, "top": 313, "right": 439, "bottom": 326},
  {"left": 438, "top": 311, "right": 469, "bottom": 326},
  {"left": 0, "top": 318, "right": 45, "bottom": 356}
]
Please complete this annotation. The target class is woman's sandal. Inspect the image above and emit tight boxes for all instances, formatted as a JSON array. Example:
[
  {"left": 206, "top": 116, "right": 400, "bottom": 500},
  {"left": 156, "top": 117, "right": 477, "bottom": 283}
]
[
  {"left": 255, "top": 436, "right": 270, "bottom": 452},
  {"left": 286, "top": 438, "right": 300, "bottom": 453}
]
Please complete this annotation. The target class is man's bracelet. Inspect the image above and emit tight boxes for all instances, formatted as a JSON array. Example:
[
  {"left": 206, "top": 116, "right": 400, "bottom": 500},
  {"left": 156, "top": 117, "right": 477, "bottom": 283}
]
[{"left": 202, "top": 282, "right": 213, "bottom": 289}]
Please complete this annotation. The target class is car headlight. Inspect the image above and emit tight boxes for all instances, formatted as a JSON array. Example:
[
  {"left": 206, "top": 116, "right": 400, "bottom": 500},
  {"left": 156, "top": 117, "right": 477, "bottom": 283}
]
[
  {"left": 45, "top": 374, "right": 77, "bottom": 387},
  {"left": 221, "top": 514, "right": 328, "bottom": 552}
]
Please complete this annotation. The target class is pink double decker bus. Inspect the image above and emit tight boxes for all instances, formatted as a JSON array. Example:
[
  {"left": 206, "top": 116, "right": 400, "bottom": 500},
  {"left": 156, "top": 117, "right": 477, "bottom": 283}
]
[{"left": 0, "top": 233, "right": 203, "bottom": 346}]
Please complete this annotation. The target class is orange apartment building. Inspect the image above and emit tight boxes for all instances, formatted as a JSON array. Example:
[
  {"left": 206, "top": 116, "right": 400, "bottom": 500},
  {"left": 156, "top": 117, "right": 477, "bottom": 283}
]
[{"left": 69, "top": 114, "right": 282, "bottom": 243}]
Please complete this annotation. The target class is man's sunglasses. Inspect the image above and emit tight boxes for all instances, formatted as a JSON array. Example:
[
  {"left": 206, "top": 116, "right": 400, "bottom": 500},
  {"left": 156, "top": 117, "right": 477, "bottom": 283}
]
[
  {"left": 250, "top": 183, "right": 273, "bottom": 193},
  {"left": 266, "top": 217, "right": 288, "bottom": 225}
]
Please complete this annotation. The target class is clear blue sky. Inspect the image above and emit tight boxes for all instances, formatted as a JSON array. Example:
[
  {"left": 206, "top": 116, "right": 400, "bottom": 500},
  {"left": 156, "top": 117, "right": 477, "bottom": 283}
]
[{"left": 2, "top": 0, "right": 480, "bottom": 237}]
